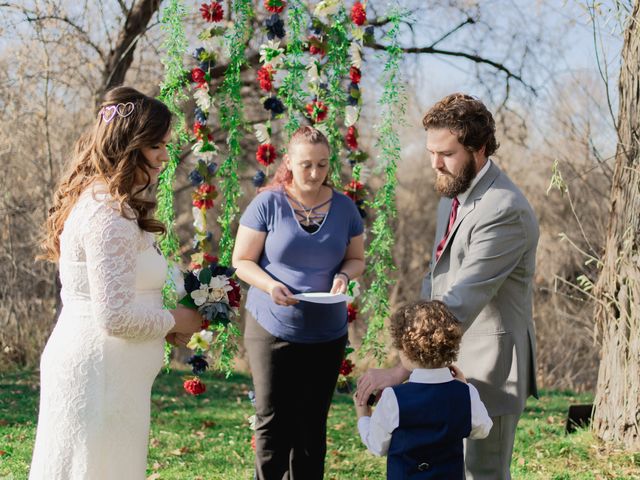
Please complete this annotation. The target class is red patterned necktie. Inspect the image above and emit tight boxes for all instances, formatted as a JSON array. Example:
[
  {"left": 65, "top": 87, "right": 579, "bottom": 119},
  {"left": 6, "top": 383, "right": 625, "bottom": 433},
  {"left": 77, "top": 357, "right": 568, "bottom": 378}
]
[{"left": 435, "top": 197, "right": 460, "bottom": 262}]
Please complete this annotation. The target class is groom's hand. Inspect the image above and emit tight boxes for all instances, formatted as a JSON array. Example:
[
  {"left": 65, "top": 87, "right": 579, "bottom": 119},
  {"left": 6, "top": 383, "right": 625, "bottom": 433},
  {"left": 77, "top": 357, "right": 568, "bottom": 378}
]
[{"left": 356, "top": 365, "right": 410, "bottom": 406}]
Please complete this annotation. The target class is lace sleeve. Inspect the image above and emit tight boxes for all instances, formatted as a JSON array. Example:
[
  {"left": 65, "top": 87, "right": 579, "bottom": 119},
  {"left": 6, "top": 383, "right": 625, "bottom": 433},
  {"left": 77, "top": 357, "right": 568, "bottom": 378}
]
[{"left": 83, "top": 201, "right": 175, "bottom": 340}]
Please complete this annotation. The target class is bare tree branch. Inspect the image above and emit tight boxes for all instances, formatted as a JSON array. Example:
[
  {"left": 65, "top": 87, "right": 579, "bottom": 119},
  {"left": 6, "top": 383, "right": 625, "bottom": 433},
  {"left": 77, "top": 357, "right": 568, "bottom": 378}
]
[
  {"left": 368, "top": 42, "right": 536, "bottom": 95},
  {"left": 98, "top": 0, "right": 162, "bottom": 102}
]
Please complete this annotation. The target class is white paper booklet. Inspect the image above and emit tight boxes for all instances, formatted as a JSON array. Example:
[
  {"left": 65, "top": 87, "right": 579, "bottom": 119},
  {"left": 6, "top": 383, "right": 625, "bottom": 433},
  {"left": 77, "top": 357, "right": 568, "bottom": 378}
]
[{"left": 291, "top": 292, "right": 352, "bottom": 304}]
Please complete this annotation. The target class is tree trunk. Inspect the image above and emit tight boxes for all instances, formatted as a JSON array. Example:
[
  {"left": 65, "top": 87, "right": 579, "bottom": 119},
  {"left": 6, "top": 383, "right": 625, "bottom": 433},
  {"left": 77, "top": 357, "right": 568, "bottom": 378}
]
[
  {"left": 592, "top": 0, "right": 640, "bottom": 451},
  {"left": 97, "top": 0, "right": 162, "bottom": 103}
]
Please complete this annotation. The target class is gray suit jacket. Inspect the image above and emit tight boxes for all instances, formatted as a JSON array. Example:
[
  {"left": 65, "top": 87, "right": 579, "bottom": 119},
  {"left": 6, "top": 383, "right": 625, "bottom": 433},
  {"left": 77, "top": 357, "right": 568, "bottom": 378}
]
[{"left": 421, "top": 162, "right": 539, "bottom": 417}]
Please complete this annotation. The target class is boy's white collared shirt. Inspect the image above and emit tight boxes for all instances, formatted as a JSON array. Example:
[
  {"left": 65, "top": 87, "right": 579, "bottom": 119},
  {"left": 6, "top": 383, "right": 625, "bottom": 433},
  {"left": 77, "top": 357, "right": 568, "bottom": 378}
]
[{"left": 357, "top": 367, "right": 493, "bottom": 457}]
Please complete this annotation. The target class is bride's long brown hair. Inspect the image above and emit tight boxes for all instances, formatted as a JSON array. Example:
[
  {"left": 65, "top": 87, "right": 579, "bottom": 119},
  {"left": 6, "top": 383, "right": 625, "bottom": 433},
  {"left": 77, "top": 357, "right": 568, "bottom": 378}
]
[{"left": 40, "top": 86, "right": 171, "bottom": 262}]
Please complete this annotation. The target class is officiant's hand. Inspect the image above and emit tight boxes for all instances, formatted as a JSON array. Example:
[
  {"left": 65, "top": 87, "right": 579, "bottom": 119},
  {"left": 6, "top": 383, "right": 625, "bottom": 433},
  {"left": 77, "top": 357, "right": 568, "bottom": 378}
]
[
  {"left": 269, "top": 281, "right": 299, "bottom": 306},
  {"left": 330, "top": 274, "right": 348, "bottom": 294}
]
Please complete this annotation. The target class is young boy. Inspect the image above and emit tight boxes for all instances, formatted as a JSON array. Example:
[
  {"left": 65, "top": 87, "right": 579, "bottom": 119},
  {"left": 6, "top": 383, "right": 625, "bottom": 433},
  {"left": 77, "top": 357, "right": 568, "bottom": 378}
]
[{"left": 354, "top": 300, "right": 492, "bottom": 479}]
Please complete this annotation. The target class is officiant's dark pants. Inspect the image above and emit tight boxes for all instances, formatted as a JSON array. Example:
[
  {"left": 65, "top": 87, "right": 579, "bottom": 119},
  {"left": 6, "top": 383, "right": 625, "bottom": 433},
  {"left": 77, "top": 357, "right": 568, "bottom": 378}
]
[{"left": 244, "top": 313, "right": 347, "bottom": 480}]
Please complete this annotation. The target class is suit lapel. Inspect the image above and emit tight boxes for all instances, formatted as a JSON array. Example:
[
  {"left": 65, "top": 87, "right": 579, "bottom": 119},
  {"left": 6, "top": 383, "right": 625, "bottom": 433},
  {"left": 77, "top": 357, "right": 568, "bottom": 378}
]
[{"left": 434, "top": 162, "right": 501, "bottom": 267}]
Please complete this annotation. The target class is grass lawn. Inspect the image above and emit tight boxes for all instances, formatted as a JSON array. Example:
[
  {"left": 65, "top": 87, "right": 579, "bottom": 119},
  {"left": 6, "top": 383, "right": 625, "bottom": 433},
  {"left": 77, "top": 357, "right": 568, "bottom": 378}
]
[{"left": 1, "top": 369, "right": 638, "bottom": 479}]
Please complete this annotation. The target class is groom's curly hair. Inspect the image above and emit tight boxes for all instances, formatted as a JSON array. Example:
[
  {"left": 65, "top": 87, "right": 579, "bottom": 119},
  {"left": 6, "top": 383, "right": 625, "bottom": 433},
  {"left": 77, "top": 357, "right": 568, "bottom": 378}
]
[
  {"left": 422, "top": 93, "right": 499, "bottom": 157},
  {"left": 390, "top": 301, "right": 462, "bottom": 368}
]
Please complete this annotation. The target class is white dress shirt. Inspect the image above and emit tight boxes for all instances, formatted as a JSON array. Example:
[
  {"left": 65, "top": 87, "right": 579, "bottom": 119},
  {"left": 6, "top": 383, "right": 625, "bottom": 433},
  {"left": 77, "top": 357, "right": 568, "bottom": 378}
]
[{"left": 357, "top": 368, "right": 493, "bottom": 456}]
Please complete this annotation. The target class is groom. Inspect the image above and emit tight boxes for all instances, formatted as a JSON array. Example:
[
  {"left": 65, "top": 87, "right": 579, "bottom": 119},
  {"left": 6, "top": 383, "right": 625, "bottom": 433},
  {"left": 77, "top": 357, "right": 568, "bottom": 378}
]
[{"left": 357, "top": 93, "right": 539, "bottom": 479}]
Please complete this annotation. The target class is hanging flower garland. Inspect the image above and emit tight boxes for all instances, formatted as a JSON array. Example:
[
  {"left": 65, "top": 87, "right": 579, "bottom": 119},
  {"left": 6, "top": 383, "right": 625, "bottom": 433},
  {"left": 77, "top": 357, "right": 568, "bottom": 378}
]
[
  {"left": 187, "top": 0, "right": 225, "bottom": 275},
  {"left": 279, "top": 0, "right": 306, "bottom": 137},
  {"left": 156, "top": 0, "right": 191, "bottom": 366},
  {"left": 360, "top": 10, "right": 405, "bottom": 362},
  {"left": 343, "top": 1, "right": 374, "bottom": 219},
  {"left": 251, "top": 1, "right": 289, "bottom": 188}
]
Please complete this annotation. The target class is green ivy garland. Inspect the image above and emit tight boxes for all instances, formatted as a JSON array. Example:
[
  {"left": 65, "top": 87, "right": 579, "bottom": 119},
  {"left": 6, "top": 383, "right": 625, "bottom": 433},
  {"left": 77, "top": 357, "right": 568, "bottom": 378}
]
[
  {"left": 323, "top": 6, "right": 351, "bottom": 187},
  {"left": 217, "top": 0, "right": 254, "bottom": 265},
  {"left": 360, "top": 10, "right": 406, "bottom": 362},
  {"left": 280, "top": 0, "right": 306, "bottom": 138},
  {"left": 156, "top": 0, "right": 190, "bottom": 365}
]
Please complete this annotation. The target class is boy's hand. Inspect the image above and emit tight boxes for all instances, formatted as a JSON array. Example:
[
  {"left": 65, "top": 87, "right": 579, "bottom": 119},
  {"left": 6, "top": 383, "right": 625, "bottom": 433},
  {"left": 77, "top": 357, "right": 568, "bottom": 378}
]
[
  {"left": 449, "top": 364, "right": 467, "bottom": 383},
  {"left": 353, "top": 393, "right": 372, "bottom": 418}
]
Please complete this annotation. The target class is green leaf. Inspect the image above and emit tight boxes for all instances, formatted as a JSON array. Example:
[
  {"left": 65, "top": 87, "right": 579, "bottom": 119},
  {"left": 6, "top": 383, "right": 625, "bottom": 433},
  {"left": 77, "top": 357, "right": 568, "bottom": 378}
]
[
  {"left": 179, "top": 295, "right": 197, "bottom": 309},
  {"left": 199, "top": 268, "right": 212, "bottom": 285}
]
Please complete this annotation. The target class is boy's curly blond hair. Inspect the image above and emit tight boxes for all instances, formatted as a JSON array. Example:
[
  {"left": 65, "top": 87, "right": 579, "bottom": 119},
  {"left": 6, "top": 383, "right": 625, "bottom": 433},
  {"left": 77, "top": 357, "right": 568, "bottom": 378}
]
[{"left": 390, "top": 300, "right": 462, "bottom": 368}]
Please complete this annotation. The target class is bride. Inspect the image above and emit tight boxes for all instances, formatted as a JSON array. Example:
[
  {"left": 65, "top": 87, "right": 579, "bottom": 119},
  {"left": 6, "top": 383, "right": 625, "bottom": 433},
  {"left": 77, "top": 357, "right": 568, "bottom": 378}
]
[{"left": 29, "top": 86, "right": 203, "bottom": 479}]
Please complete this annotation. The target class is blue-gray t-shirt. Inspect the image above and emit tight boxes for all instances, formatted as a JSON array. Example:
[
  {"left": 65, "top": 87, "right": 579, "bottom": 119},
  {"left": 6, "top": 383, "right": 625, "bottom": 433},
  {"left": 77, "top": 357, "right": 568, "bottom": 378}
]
[{"left": 240, "top": 187, "right": 364, "bottom": 343}]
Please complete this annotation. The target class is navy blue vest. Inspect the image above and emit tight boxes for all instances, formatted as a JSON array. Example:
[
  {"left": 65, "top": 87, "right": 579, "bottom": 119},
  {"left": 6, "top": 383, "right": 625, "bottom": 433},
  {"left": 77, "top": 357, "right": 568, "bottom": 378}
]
[{"left": 387, "top": 381, "right": 472, "bottom": 479}]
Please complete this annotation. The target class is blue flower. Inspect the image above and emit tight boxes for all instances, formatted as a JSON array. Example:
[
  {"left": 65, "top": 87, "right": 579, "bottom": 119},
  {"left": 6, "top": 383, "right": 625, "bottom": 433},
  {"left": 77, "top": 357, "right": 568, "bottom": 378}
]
[
  {"left": 189, "top": 169, "right": 204, "bottom": 186},
  {"left": 263, "top": 96, "right": 285, "bottom": 115},
  {"left": 265, "top": 14, "right": 285, "bottom": 40},
  {"left": 199, "top": 60, "right": 215, "bottom": 73},
  {"left": 252, "top": 170, "right": 266, "bottom": 187},
  {"left": 194, "top": 108, "right": 207, "bottom": 124},
  {"left": 187, "top": 355, "right": 209, "bottom": 375},
  {"left": 308, "top": 17, "right": 324, "bottom": 35},
  {"left": 192, "top": 47, "right": 205, "bottom": 60},
  {"left": 207, "top": 162, "right": 218, "bottom": 176}
]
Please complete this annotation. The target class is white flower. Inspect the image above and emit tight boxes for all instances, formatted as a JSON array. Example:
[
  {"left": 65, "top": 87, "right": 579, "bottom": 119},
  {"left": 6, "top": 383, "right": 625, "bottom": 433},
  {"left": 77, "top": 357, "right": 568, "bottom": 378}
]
[
  {"left": 350, "top": 280, "right": 361, "bottom": 299},
  {"left": 191, "top": 285, "right": 211, "bottom": 307},
  {"left": 192, "top": 207, "right": 206, "bottom": 231},
  {"left": 194, "top": 88, "right": 212, "bottom": 113},
  {"left": 314, "top": 0, "right": 340, "bottom": 19},
  {"left": 187, "top": 329, "right": 214, "bottom": 350},
  {"left": 254, "top": 124, "right": 271, "bottom": 144},
  {"left": 350, "top": 41, "right": 362, "bottom": 69},
  {"left": 357, "top": 165, "right": 371, "bottom": 184},
  {"left": 307, "top": 61, "right": 320, "bottom": 83},
  {"left": 169, "top": 264, "right": 186, "bottom": 299},
  {"left": 344, "top": 105, "right": 360, "bottom": 127},
  {"left": 259, "top": 40, "right": 284, "bottom": 67}
]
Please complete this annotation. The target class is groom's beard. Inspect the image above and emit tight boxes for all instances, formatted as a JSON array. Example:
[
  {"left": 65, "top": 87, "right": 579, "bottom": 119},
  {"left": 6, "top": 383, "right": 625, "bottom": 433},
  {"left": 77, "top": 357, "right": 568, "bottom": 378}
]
[{"left": 434, "top": 156, "right": 476, "bottom": 198}]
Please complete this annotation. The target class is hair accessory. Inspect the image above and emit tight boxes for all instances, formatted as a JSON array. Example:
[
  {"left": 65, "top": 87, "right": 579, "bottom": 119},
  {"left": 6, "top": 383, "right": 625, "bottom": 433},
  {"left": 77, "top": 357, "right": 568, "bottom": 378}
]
[{"left": 100, "top": 102, "right": 135, "bottom": 123}]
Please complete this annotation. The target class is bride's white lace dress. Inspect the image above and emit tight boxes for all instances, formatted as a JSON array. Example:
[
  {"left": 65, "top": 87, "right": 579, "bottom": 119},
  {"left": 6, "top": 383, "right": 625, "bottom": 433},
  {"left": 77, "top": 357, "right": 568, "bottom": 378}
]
[{"left": 29, "top": 189, "right": 175, "bottom": 479}]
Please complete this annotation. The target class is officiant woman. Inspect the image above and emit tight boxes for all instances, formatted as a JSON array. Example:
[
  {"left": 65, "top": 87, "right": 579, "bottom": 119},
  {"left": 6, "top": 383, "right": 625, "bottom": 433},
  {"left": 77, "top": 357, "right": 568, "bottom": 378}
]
[{"left": 232, "top": 126, "right": 365, "bottom": 480}]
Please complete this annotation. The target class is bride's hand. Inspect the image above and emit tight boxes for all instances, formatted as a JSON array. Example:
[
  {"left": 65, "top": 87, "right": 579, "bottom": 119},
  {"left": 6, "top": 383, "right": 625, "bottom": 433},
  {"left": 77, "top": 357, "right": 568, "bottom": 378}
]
[{"left": 169, "top": 307, "right": 203, "bottom": 334}]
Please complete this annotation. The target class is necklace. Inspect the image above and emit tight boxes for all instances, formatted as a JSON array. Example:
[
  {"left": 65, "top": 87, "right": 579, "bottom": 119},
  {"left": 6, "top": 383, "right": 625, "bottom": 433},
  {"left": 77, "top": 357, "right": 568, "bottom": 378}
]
[{"left": 286, "top": 186, "right": 328, "bottom": 226}]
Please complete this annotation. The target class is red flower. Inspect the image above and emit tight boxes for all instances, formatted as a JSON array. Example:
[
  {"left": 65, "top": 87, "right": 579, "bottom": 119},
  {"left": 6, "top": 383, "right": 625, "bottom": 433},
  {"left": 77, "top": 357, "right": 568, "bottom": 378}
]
[
  {"left": 264, "top": 0, "right": 286, "bottom": 13},
  {"left": 190, "top": 262, "right": 202, "bottom": 270},
  {"left": 308, "top": 36, "right": 326, "bottom": 57},
  {"left": 305, "top": 100, "right": 328, "bottom": 123},
  {"left": 350, "top": 2, "right": 366, "bottom": 25},
  {"left": 200, "top": 2, "right": 224, "bottom": 22},
  {"left": 203, "top": 253, "right": 218, "bottom": 264},
  {"left": 192, "top": 183, "right": 216, "bottom": 209},
  {"left": 339, "top": 359, "right": 354, "bottom": 376},
  {"left": 193, "top": 121, "right": 205, "bottom": 137},
  {"left": 227, "top": 279, "right": 242, "bottom": 308},
  {"left": 184, "top": 378, "right": 207, "bottom": 395},
  {"left": 191, "top": 67, "right": 206, "bottom": 84},
  {"left": 251, "top": 434, "right": 256, "bottom": 451},
  {"left": 345, "top": 126, "right": 358, "bottom": 150},
  {"left": 256, "top": 143, "right": 277, "bottom": 166},
  {"left": 201, "top": 319, "right": 211, "bottom": 329},
  {"left": 257, "top": 65, "right": 275, "bottom": 92},
  {"left": 349, "top": 66, "right": 361, "bottom": 84},
  {"left": 347, "top": 303, "right": 358, "bottom": 323},
  {"left": 344, "top": 179, "right": 364, "bottom": 201}
]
